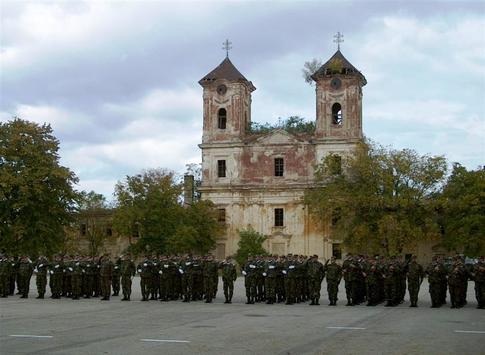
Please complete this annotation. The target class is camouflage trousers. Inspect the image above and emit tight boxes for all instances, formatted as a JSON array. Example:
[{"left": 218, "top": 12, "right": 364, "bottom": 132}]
[
  {"left": 265, "top": 277, "right": 276, "bottom": 302},
  {"left": 244, "top": 276, "right": 257, "bottom": 301},
  {"left": 475, "top": 282, "right": 485, "bottom": 308},
  {"left": 112, "top": 275, "right": 120, "bottom": 295},
  {"left": 71, "top": 274, "right": 82, "bottom": 299},
  {"left": 50, "top": 273, "right": 63, "bottom": 298},
  {"left": 159, "top": 276, "right": 172, "bottom": 301},
  {"left": 222, "top": 278, "right": 234, "bottom": 301},
  {"left": 308, "top": 277, "right": 321, "bottom": 301},
  {"left": 17, "top": 274, "right": 31, "bottom": 297},
  {"left": 140, "top": 276, "right": 151, "bottom": 300},
  {"left": 407, "top": 279, "right": 421, "bottom": 306},
  {"left": 36, "top": 274, "right": 47, "bottom": 297},
  {"left": 121, "top": 275, "right": 132, "bottom": 299},
  {"left": 204, "top": 276, "right": 216, "bottom": 301},
  {"left": 284, "top": 277, "right": 296, "bottom": 303},
  {"left": 327, "top": 279, "right": 340, "bottom": 303},
  {"left": 0, "top": 274, "right": 9, "bottom": 297},
  {"left": 100, "top": 276, "right": 111, "bottom": 299}
]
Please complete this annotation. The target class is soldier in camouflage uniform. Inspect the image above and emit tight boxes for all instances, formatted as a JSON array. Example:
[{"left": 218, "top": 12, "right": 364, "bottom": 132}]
[
  {"left": 99, "top": 254, "right": 113, "bottom": 300},
  {"left": 263, "top": 256, "right": 278, "bottom": 304},
  {"left": 255, "top": 256, "right": 265, "bottom": 302},
  {"left": 383, "top": 257, "right": 401, "bottom": 307},
  {"left": 17, "top": 255, "right": 34, "bottom": 298},
  {"left": 49, "top": 255, "right": 64, "bottom": 299},
  {"left": 180, "top": 256, "right": 194, "bottom": 302},
  {"left": 70, "top": 256, "right": 83, "bottom": 300},
  {"left": 472, "top": 256, "right": 485, "bottom": 309},
  {"left": 276, "top": 256, "right": 285, "bottom": 303},
  {"left": 137, "top": 256, "right": 152, "bottom": 301},
  {"left": 307, "top": 255, "right": 324, "bottom": 305},
  {"left": 82, "top": 256, "right": 95, "bottom": 298},
  {"left": 426, "top": 256, "right": 445, "bottom": 308},
  {"left": 365, "top": 258, "right": 382, "bottom": 306},
  {"left": 242, "top": 256, "right": 257, "bottom": 304},
  {"left": 325, "top": 256, "right": 342, "bottom": 306},
  {"left": 112, "top": 256, "right": 122, "bottom": 296},
  {"left": 62, "top": 255, "right": 72, "bottom": 297},
  {"left": 203, "top": 254, "right": 218, "bottom": 303},
  {"left": 220, "top": 257, "right": 237, "bottom": 303},
  {"left": 342, "top": 254, "right": 353, "bottom": 306},
  {"left": 158, "top": 256, "right": 171, "bottom": 302},
  {"left": 448, "top": 258, "right": 467, "bottom": 308},
  {"left": 34, "top": 256, "right": 49, "bottom": 299},
  {"left": 407, "top": 255, "right": 424, "bottom": 307},
  {"left": 283, "top": 255, "right": 297, "bottom": 305},
  {"left": 0, "top": 255, "right": 12, "bottom": 297},
  {"left": 149, "top": 255, "right": 160, "bottom": 300},
  {"left": 120, "top": 254, "right": 136, "bottom": 301},
  {"left": 9, "top": 256, "right": 19, "bottom": 295}
]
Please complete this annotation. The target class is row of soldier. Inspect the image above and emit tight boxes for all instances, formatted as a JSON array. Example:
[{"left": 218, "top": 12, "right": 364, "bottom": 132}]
[{"left": 0, "top": 253, "right": 484, "bottom": 309}]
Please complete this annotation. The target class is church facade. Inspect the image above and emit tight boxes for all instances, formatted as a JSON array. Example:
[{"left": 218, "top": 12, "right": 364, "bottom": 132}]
[{"left": 198, "top": 49, "right": 366, "bottom": 260}]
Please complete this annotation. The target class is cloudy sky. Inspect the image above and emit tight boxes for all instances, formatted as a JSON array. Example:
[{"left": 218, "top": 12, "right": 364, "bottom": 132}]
[{"left": 1, "top": 0, "right": 484, "bottom": 198}]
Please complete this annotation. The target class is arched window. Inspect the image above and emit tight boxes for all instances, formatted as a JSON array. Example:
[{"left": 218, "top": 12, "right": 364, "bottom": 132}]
[
  {"left": 218, "top": 108, "right": 227, "bottom": 129},
  {"left": 332, "top": 103, "right": 343, "bottom": 125}
]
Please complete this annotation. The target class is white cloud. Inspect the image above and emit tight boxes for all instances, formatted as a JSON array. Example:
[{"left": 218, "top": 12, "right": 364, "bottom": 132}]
[{"left": 366, "top": 99, "right": 485, "bottom": 137}]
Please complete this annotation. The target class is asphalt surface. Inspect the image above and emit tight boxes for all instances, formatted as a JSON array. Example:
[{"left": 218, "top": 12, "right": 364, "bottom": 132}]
[{"left": 1, "top": 278, "right": 484, "bottom": 355}]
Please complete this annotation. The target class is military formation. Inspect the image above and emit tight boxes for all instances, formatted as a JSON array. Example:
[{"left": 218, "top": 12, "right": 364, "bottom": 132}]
[{"left": 1, "top": 253, "right": 484, "bottom": 309}]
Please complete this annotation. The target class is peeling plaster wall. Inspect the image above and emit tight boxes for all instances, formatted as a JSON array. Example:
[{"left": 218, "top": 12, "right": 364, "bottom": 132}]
[
  {"left": 199, "top": 68, "right": 364, "bottom": 260},
  {"left": 201, "top": 188, "right": 329, "bottom": 259}
]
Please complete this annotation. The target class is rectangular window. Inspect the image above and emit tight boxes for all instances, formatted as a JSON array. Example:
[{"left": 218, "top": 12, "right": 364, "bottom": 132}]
[
  {"left": 274, "top": 208, "right": 284, "bottom": 227},
  {"left": 217, "top": 160, "right": 226, "bottom": 178},
  {"left": 106, "top": 227, "right": 112, "bottom": 237},
  {"left": 274, "top": 158, "right": 284, "bottom": 177},
  {"left": 218, "top": 109, "right": 227, "bottom": 129},
  {"left": 332, "top": 243, "right": 342, "bottom": 260},
  {"left": 80, "top": 223, "right": 87, "bottom": 236},
  {"left": 217, "top": 208, "right": 226, "bottom": 223}
]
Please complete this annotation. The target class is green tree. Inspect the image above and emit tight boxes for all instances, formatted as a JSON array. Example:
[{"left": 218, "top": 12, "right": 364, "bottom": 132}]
[
  {"left": 0, "top": 118, "right": 79, "bottom": 256},
  {"left": 113, "top": 168, "right": 183, "bottom": 255},
  {"left": 113, "top": 169, "right": 223, "bottom": 255},
  {"left": 249, "top": 116, "right": 315, "bottom": 135},
  {"left": 305, "top": 140, "right": 447, "bottom": 256},
  {"left": 235, "top": 227, "right": 268, "bottom": 266},
  {"left": 77, "top": 190, "right": 112, "bottom": 256},
  {"left": 302, "top": 58, "right": 322, "bottom": 86},
  {"left": 439, "top": 164, "right": 485, "bottom": 256},
  {"left": 165, "top": 200, "right": 223, "bottom": 255}
]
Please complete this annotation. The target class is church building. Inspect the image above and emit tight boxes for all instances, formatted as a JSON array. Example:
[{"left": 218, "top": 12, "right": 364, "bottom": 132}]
[{"left": 198, "top": 42, "right": 366, "bottom": 260}]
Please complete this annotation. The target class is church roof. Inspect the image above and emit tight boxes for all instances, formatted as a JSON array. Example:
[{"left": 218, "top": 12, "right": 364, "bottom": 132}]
[
  {"left": 311, "top": 50, "right": 366, "bottom": 85},
  {"left": 199, "top": 57, "right": 250, "bottom": 85}
]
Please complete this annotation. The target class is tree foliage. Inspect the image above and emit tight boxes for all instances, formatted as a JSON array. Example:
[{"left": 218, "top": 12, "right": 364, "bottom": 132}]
[
  {"left": 77, "top": 190, "right": 112, "bottom": 256},
  {"left": 113, "top": 169, "right": 222, "bottom": 255},
  {"left": 439, "top": 164, "right": 485, "bottom": 256},
  {"left": 113, "top": 169, "right": 183, "bottom": 254},
  {"left": 248, "top": 116, "right": 315, "bottom": 135},
  {"left": 235, "top": 227, "right": 269, "bottom": 266},
  {"left": 0, "top": 118, "right": 79, "bottom": 256},
  {"left": 302, "top": 58, "right": 322, "bottom": 86},
  {"left": 305, "top": 140, "right": 447, "bottom": 256}
]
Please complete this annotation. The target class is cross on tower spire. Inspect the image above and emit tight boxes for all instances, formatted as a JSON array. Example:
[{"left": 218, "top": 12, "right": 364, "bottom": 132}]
[
  {"left": 333, "top": 32, "right": 344, "bottom": 50},
  {"left": 222, "top": 39, "right": 232, "bottom": 58}
]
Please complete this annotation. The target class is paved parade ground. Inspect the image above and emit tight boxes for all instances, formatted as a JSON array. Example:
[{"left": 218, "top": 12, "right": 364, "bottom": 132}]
[{"left": 1, "top": 278, "right": 484, "bottom": 355}]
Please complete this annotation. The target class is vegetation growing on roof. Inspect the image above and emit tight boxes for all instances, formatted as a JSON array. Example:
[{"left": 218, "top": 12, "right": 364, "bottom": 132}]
[{"left": 248, "top": 116, "right": 315, "bottom": 135}]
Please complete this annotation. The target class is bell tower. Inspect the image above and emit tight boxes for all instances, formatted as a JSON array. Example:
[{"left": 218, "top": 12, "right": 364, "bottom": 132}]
[
  {"left": 199, "top": 42, "right": 255, "bottom": 143},
  {"left": 311, "top": 34, "right": 366, "bottom": 140}
]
